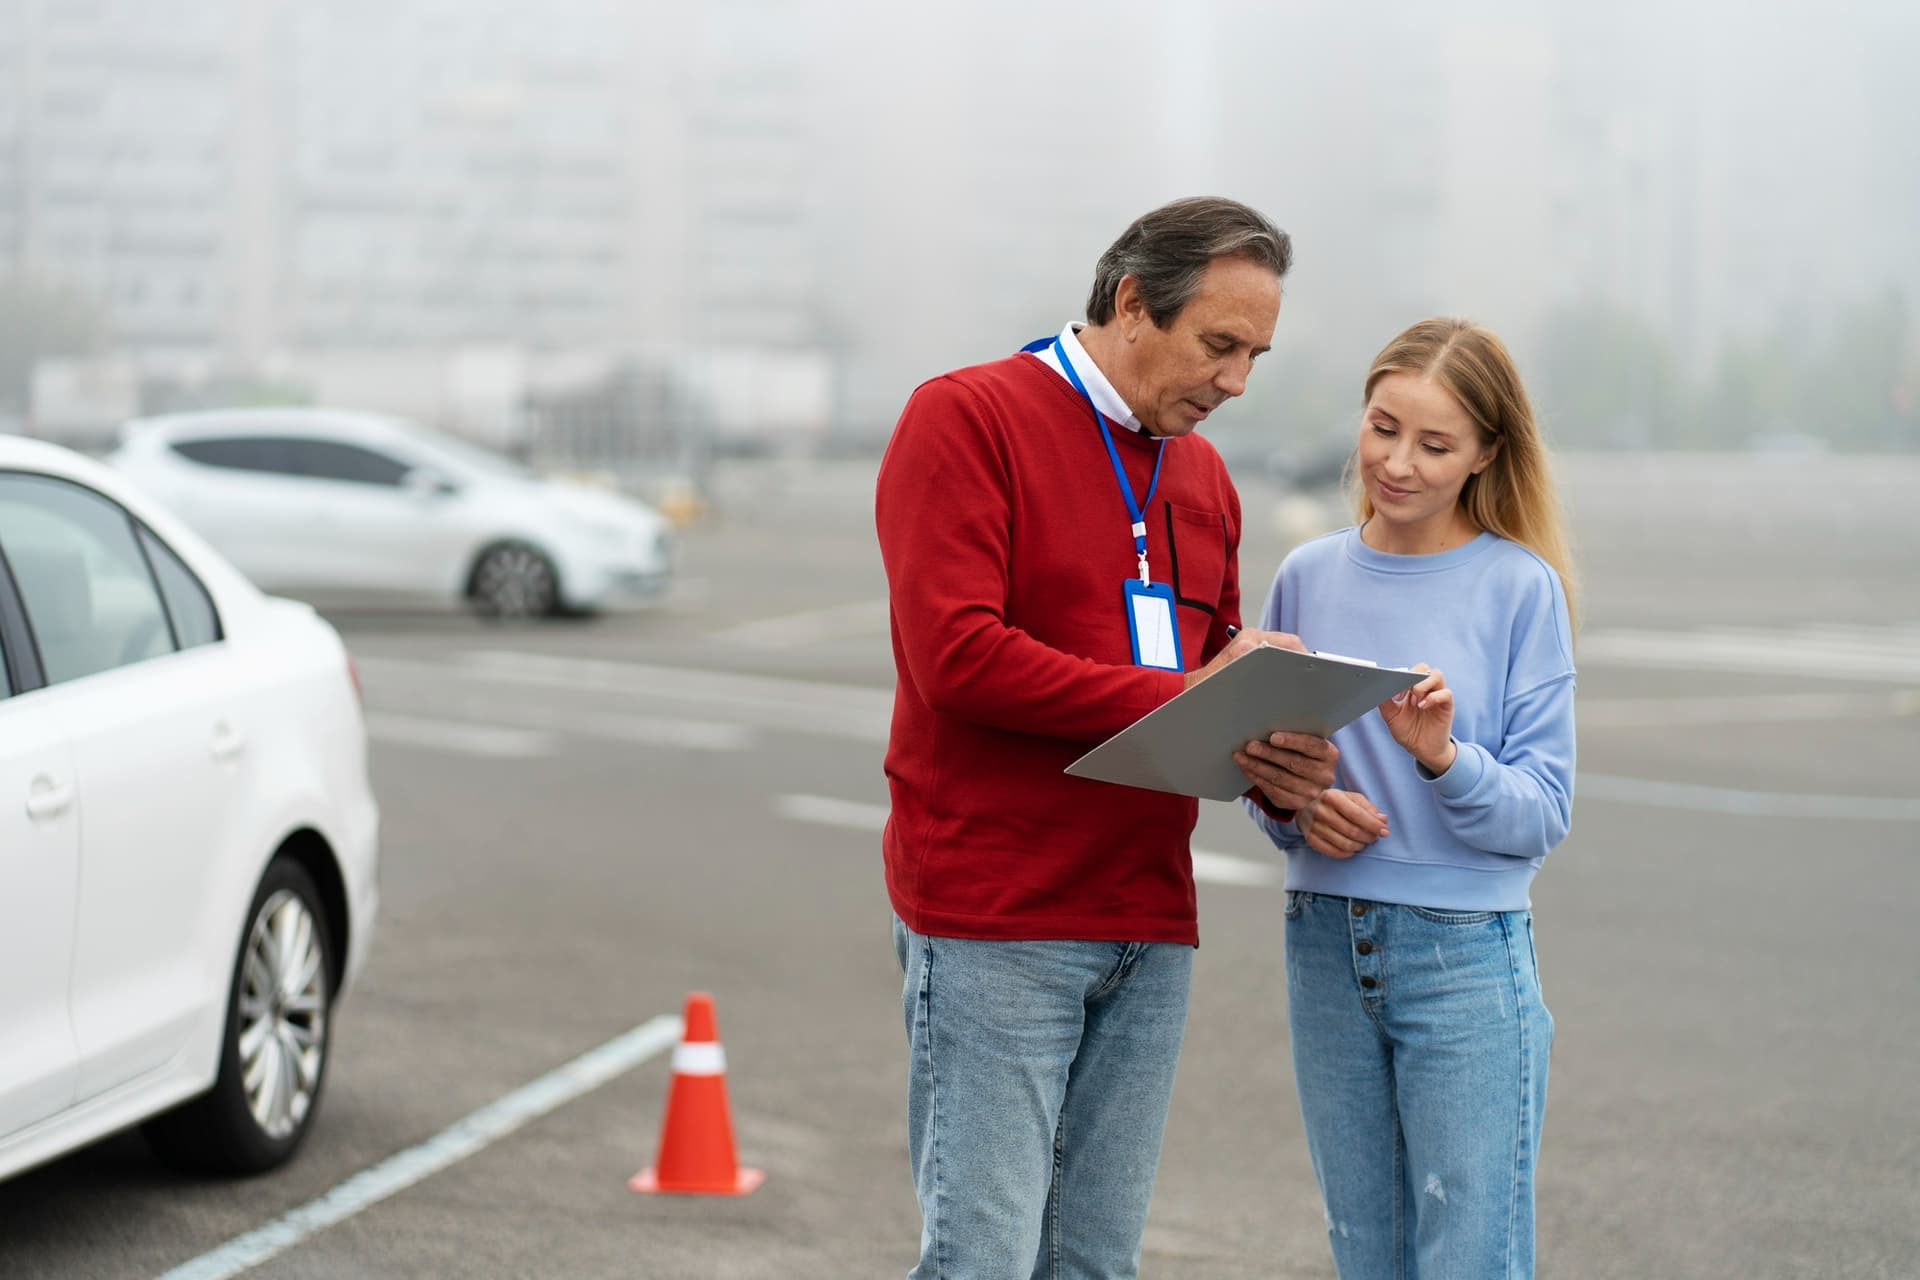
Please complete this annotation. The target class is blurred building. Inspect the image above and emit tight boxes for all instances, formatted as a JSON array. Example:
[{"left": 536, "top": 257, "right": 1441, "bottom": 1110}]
[
  {"left": 282, "top": 0, "right": 632, "bottom": 352},
  {"left": 0, "top": 0, "right": 250, "bottom": 357},
  {"left": 0, "top": 0, "right": 833, "bottom": 456},
  {"left": 0, "top": 0, "right": 1913, "bottom": 449}
]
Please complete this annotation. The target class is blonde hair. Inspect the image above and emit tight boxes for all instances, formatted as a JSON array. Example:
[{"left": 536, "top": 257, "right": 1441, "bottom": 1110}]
[{"left": 1350, "top": 317, "right": 1579, "bottom": 632}]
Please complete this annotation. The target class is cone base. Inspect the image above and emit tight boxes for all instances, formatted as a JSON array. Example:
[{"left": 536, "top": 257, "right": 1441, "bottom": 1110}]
[{"left": 629, "top": 1165, "right": 765, "bottom": 1197}]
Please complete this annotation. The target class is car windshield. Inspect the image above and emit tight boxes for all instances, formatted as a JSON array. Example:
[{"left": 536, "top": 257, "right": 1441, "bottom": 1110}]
[{"left": 389, "top": 422, "right": 536, "bottom": 482}]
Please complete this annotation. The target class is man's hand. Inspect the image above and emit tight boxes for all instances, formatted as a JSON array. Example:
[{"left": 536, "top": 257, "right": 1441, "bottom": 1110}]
[
  {"left": 1183, "top": 628, "right": 1307, "bottom": 691},
  {"left": 1298, "top": 788, "right": 1389, "bottom": 859},
  {"left": 1235, "top": 730, "right": 1339, "bottom": 813}
]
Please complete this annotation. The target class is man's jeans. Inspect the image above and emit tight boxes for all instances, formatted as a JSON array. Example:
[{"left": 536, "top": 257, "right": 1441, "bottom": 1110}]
[
  {"left": 1284, "top": 891, "right": 1553, "bottom": 1280},
  {"left": 893, "top": 917, "right": 1193, "bottom": 1280}
]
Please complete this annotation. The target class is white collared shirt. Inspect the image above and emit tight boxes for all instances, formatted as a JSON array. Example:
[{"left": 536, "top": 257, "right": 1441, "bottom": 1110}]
[{"left": 1031, "top": 322, "right": 1145, "bottom": 433}]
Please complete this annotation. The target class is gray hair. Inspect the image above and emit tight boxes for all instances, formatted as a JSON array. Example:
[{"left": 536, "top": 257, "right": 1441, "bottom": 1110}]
[{"left": 1085, "top": 196, "right": 1292, "bottom": 327}]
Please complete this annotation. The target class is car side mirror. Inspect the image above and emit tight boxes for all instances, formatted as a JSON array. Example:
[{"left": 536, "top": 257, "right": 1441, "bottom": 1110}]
[{"left": 403, "top": 467, "right": 460, "bottom": 499}]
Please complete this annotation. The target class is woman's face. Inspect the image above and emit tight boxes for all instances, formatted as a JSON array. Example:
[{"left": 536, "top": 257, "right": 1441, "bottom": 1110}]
[{"left": 1356, "top": 373, "right": 1498, "bottom": 536}]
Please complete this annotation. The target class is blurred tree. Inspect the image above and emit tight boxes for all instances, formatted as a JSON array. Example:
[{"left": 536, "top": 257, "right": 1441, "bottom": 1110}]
[
  {"left": 1802, "top": 288, "right": 1910, "bottom": 449},
  {"left": 1896, "top": 343, "right": 1920, "bottom": 451},
  {"left": 0, "top": 275, "right": 105, "bottom": 415},
  {"left": 1532, "top": 299, "right": 1688, "bottom": 448},
  {"left": 1706, "top": 332, "right": 1802, "bottom": 445}
]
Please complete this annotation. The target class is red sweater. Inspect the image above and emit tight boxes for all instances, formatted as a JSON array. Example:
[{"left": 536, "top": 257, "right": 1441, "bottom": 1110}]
[{"left": 875, "top": 351, "right": 1248, "bottom": 945}]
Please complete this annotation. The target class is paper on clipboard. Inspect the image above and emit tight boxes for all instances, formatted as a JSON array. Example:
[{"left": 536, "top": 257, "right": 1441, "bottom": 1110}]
[{"left": 1064, "top": 645, "right": 1424, "bottom": 800}]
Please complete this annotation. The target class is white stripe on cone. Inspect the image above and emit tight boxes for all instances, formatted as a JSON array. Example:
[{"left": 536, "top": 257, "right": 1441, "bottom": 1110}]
[{"left": 671, "top": 1041, "right": 726, "bottom": 1076}]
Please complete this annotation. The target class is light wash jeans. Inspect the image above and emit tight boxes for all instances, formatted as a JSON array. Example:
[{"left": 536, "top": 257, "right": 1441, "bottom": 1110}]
[
  {"left": 1284, "top": 891, "right": 1553, "bottom": 1280},
  {"left": 893, "top": 916, "right": 1194, "bottom": 1280}
]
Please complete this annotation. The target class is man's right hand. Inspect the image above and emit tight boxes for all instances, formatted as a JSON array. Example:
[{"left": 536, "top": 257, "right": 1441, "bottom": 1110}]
[{"left": 1182, "top": 628, "right": 1306, "bottom": 691}]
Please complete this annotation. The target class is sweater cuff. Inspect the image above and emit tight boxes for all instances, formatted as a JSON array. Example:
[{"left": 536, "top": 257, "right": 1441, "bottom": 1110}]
[
  {"left": 1243, "top": 784, "right": 1295, "bottom": 824},
  {"left": 1421, "top": 738, "right": 1488, "bottom": 799}
]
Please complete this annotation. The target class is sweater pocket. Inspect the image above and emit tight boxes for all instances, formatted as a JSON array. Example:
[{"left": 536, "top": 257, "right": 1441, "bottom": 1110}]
[{"left": 1163, "top": 502, "right": 1228, "bottom": 617}]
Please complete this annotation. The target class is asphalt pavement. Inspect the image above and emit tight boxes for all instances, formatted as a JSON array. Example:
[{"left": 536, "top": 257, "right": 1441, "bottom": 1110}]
[{"left": 2, "top": 453, "right": 1916, "bottom": 1279}]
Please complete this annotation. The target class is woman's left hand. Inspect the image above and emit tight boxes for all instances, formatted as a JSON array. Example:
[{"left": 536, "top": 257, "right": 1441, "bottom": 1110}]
[{"left": 1379, "top": 663, "right": 1457, "bottom": 774}]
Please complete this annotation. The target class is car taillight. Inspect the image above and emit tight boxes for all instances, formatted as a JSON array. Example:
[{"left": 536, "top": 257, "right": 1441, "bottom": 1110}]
[{"left": 346, "top": 653, "right": 363, "bottom": 705}]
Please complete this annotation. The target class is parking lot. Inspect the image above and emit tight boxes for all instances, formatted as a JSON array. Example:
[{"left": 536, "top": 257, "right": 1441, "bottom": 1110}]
[{"left": 2, "top": 454, "right": 1916, "bottom": 1279}]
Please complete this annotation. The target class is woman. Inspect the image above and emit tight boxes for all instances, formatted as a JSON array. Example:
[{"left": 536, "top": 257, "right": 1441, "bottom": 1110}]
[{"left": 1241, "top": 317, "right": 1577, "bottom": 1278}]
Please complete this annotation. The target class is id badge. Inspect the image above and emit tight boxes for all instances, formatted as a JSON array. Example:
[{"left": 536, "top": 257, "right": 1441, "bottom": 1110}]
[{"left": 1123, "top": 579, "right": 1183, "bottom": 671}]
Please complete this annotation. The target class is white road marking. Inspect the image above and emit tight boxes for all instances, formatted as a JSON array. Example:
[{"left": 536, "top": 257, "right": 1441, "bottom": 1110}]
[
  {"left": 1580, "top": 622, "right": 1920, "bottom": 683},
  {"left": 150, "top": 1015, "right": 682, "bottom": 1280},
  {"left": 450, "top": 651, "right": 893, "bottom": 742},
  {"left": 1578, "top": 773, "right": 1920, "bottom": 822},
  {"left": 776, "top": 793, "right": 888, "bottom": 830},
  {"left": 1577, "top": 690, "right": 1917, "bottom": 729},
  {"left": 364, "top": 713, "right": 557, "bottom": 758},
  {"left": 362, "top": 645, "right": 1920, "bottom": 760},
  {"left": 707, "top": 598, "right": 891, "bottom": 649},
  {"left": 774, "top": 794, "right": 1280, "bottom": 886},
  {"left": 360, "top": 655, "right": 1918, "bottom": 819},
  {"left": 1188, "top": 850, "right": 1281, "bottom": 887},
  {"left": 368, "top": 707, "right": 748, "bottom": 755},
  {"left": 363, "top": 678, "right": 1908, "bottom": 759},
  {"left": 780, "top": 761, "right": 1920, "bottom": 867},
  {"left": 558, "top": 711, "right": 752, "bottom": 751}
]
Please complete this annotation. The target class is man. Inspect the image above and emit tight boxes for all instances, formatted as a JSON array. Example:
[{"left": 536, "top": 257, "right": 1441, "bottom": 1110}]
[{"left": 874, "top": 196, "right": 1339, "bottom": 1277}]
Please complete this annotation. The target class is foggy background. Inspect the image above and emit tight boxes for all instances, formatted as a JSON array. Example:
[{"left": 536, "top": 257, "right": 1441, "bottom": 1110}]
[{"left": 2, "top": 0, "right": 1916, "bottom": 468}]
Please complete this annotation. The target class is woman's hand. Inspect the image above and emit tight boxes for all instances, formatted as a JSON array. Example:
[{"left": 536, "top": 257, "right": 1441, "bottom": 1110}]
[
  {"left": 1298, "top": 789, "right": 1389, "bottom": 859},
  {"left": 1379, "top": 663, "right": 1457, "bottom": 774}
]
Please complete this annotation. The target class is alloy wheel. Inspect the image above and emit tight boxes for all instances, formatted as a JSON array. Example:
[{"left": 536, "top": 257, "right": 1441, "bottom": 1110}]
[
  {"left": 236, "top": 889, "right": 329, "bottom": 1141},
  {"left": 474, "top": 545, "right": 557, "bottom": 617}
]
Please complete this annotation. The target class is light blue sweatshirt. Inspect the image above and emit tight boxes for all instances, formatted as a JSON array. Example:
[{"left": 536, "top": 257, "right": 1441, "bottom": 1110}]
[{"left": 1244, "top": 527, "right": 1576, "bottom": 911}]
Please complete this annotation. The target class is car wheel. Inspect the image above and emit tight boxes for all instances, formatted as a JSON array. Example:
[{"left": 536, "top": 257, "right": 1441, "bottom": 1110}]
[
  {"left": 144, "top": 857, "right": 334, "bottom": 1175},
  {"left": 468, "top": 542, "right": 560, "bottom": 618}
]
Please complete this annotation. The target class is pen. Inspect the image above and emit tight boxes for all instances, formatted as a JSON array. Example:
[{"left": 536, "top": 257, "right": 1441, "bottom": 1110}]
[{"left": 1225, "top": 625, "right": 1240, "bottom": 640}]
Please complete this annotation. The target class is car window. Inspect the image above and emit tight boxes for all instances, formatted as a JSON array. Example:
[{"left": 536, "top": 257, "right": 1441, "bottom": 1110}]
[
  {"left": 285, "top": 439, "right": 412, "bottom": 487},
  {"left": 0, "top": 545, "right": 36, "bottom": 697},
  {"left": 170, "top": 434, "right": 411, "bottom": 487},
  {"left": 171, "top": 435, "right": 292, "bottom": 474},
  {"left": 0, "top": 473, "right": 175, "bottom": 685},
  {"left": 138, "top": 524, "right": 222, "bottom": 649}
]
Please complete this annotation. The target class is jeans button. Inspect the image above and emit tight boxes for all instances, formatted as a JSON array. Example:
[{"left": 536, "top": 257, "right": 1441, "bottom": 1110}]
[
  {"left": 1356, "top": 941, "right": 1374, "bottom": 955},
  {"left": 1360, "top": 976, "right": 1379, "bottom": 989},
  {"left": 1350, "top": 902, "right": 1368, "bottom": 917}
]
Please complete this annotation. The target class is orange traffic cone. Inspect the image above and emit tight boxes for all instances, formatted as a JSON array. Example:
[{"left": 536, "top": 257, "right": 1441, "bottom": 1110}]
[{"left": 630, "top": 992, "right": 764, "bottom": 1196}]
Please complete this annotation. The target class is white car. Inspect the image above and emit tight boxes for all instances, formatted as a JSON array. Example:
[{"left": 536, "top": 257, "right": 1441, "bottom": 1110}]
[
  {"left": 109, "top": 409, "right": 675, "bottom": 618},
  {"left": 0, "top": 436, "right": 378, "bottom": 1181}
]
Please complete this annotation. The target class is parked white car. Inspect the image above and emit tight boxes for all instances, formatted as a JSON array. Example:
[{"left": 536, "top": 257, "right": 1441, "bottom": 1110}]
[
  {"left": 109, "top": 409, "right": 675, "bottom": 617},
  {"left": 0, "top": 436, "right": 378, "bottom": 1181}
]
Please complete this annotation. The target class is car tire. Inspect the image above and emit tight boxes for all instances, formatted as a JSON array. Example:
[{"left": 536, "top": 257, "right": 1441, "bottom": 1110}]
[
  {"left": 143, "top": 857, "right": 335, "bottom": 1175},
  {"left": 468, "top": 541, "right": 561, "bottom": 618}
]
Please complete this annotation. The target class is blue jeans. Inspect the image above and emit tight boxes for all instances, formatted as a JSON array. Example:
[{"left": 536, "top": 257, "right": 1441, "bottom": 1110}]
[
  {"left": 893, "top": 917, "right": 1194, "bottom": 1280},
  {"left": 1284, "top": 892, "right": 1552, "bottom": 1279}
]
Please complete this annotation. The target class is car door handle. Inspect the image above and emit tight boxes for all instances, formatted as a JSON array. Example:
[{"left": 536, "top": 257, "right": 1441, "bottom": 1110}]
[
  {"left": 211, "top": 721, "right": 246, "bottom": 761},
  {"left": 25, "top": 775, "right": 74, "bottom": 822}
]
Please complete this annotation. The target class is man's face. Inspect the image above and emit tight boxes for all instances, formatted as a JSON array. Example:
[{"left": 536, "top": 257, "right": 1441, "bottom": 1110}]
[{"left": 1115, "top": 256, "right": 1281, "bottom": 437}]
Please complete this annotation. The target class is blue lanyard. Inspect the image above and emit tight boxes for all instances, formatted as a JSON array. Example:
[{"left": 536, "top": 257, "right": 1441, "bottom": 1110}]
[{"left": 1046, "top": 335, "right": 1165, "bottom": 584}]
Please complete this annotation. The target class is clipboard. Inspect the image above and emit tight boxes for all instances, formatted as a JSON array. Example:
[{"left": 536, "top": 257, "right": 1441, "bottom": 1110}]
[{"left": 1064, "top": 645, "right": 1424, "bottom": 800}]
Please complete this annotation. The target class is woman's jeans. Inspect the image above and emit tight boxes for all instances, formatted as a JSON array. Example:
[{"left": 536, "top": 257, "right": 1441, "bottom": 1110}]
[
  {"left": 1285, "top": 891, "right": 1553, "bottom": 1280},
  {"left": 893, "top": 917, "right": 1193, "bottom": 1280}
]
